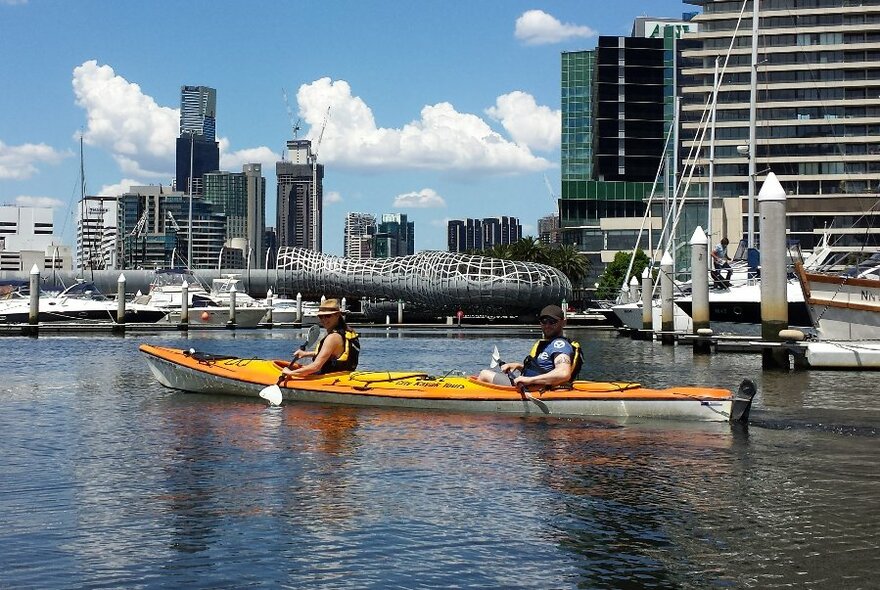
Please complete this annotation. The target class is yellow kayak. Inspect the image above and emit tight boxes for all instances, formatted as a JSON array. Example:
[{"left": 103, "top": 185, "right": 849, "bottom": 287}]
[{"left": 139, "top": 344, "right": 756, "bottom": 422}]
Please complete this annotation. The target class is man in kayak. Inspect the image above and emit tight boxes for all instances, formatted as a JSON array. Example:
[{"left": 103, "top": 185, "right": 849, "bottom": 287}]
[
  {"left": 282, "top": 298, "right": 360, "bottom": 376},
  {"left": 477, "top": 304, "right": 580, "bottom": 388}
]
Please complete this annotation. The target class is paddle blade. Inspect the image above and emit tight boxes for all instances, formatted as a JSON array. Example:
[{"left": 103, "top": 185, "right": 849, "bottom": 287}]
[
  {"left": 490, "top": 346, "right": 502, "bottom": 368},
  {"left": 305, "top": 324, "right": 321, "bottom": 350},
  {"left": 259, "top": 384, "right": 283, "bottom": 406}
]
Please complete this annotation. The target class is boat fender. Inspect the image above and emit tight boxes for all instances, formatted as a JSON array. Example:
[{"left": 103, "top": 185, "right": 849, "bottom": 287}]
[{"left": 730, "top": 379, "right": 757, "bottom": 423}]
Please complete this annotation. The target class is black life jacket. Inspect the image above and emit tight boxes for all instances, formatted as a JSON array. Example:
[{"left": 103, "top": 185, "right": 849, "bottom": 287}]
[
  {"left": 315, "top": 325, "right": 361, "bottom": 373},
  {"left": 522, "top": 336, "right": 583, "bottom": 382}
]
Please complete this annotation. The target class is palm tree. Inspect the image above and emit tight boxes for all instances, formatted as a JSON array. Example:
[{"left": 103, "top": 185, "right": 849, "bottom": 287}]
[
  {"left": 509, "top": 236, "right": 548, "bottom": 263},
  {"left": 547, "top": 244, "right": 590, "bottom": 286}
]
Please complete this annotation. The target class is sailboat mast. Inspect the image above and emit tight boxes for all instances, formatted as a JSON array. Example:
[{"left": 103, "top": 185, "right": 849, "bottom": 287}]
[
  {"left": 708, "top": 57, "right": 719, "bottom": 241},
  {"left": 188, "top": 133, "right": 194, "bottom": 270},
  {"left": 747, "top": 0, "right": 759, "bottom": 248}
]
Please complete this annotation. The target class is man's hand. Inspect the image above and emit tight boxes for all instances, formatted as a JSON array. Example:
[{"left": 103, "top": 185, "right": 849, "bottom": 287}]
[{"left": 501, "top": 362, "right": 522, "bottom": 374}]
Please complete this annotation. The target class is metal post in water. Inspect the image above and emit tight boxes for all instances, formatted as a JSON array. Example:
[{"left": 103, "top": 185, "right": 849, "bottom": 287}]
[
  {"left": 179, "top": 280, "right": 189, "bottom": 330},
  {"left": 296, "top": 292, "right": 303, "bottom": 323},
  {"left": 759, "top": 172, "right": 789, "bottom": 369},
  {"left": 660, "top": 251, "right": 674, "bottom": 344},
  {"left": 265, "top": 288, "right": 273, "bottom": 326},
  {"left": 628, "top": 277, "right": 639, "bottom": 305},
  {"left": 640, "top": 266, "right": 653, "bottom": 337},
  {"left": 27, "top": 264, "right": 40, "bottom": 334},
  {"left": 397, "top": 299, "right": 404, "bottom": 324},
  {"left": 561, "top": 298, "right": 567, "bottom": 319},
  {"left": 690, "top": 227, "right": 711, "bottom": 353},
  {"left": 341, "top": 297, "right": 347, "bottom": 312},
  {"left": 115, "top": 273, "right": 126, "bottom": 334},
  {"left": 228, "top": 283, "right": 237, "bottom": 328}
]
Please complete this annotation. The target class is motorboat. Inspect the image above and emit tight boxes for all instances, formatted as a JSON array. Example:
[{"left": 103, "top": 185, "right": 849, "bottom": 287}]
[
  {"left": 139, "top": 344, "right": 756, "bottom": 423},
  {"left": 262, "top": 297, "right": 320, "bottom": 324},
  {"left": 0, "top": 280, "right": 167, "bottom": 324}
]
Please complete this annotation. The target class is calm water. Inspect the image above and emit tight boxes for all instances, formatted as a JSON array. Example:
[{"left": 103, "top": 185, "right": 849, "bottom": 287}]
[{"left": 1, "top": 327, "right": 878, "bottom": 589}]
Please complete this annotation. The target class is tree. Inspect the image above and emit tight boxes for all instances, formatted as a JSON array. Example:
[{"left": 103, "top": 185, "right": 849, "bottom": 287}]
[
  {"left": 595, "top": 249, "right": 650, "bottom": 300},
  {"left": 509, "top": 236, "right": 549, "bottom": 264},
  {"left": 547, "top": 244, "right": 590, "bottom": 286}
]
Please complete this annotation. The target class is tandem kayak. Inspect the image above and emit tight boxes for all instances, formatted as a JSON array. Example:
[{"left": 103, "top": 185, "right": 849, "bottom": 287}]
[{"left": 139, "top": 344, "right": 756, "bottom": 423}]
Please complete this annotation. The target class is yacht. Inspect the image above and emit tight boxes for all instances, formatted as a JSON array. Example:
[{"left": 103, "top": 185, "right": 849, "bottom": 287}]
[
  {"left": 0, "top": 280, "right": 167, "bottom": 324},
  {"left": 134, "top": 269, "right": 268, "bottom": 327}
]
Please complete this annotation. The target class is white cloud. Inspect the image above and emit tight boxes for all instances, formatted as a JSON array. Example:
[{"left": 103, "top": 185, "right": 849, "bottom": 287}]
[
  {"left": 98, "top": 178, "right": 146, "bottom": 197},
  {"left": 485, "top": 91, "right": 560, "bottom": 152},
  {"left": 72, "top": 61, "right": 178, "bottom": 179},
  {"left": 219, "top": 143, "right": 280, "bottom": 172},
  {"left": 297, "top": 77, "right": 552, "bottom": 174},
  {"left": 14, "top": 195, "right": 64, "bottom": 208},
  {"left": 0, "top": 140, "right": 69, "bottom": 180},
  {"left": 325, "top": 191, "right": 342, "bottom": 204},
  {"left": 393, "top": 188, "right": 446, "bottom": 209},
  {"left": 0, "top": 0, "right": 28, "bottom": 5},
  {"left": 515, "top": 10, "right": 595, "bottom": 46}
]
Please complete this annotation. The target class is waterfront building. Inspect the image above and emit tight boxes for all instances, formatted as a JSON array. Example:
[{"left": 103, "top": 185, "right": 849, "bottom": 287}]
[
  {"left": 175, "top": 85, "right": 219, "bottom": 197},
  {"left": 203, "top": 164, "right": 266, "bottom": 269},
  {"left": 447, "top": 217, "right": 521, "bottom": 252},
  {"left": 680, "top": 0, "right": 880, "bottom": 253},
  {"left": 483, "top": 216, "right": 522, "bottom": 249},
  {"left": 0, "top": 205, "right": 70, "bottom": 271},
  {"left": 538, "top": 214, "right": 560, "bottom": 245},
  {"left": 344, "top": 212, "right": 376, "bottom": 259},
  {"left": 374, "top": 213, "right": 414, "bottom": 258},
  {"left": 447, "top": 218, "right": 484, "bottom": 252},
  {"left": 276, "top": 139, "right": 323, "bottom": 252},
  {"left": 559, "top": 18, "right": 697, "bottom": 290},
  {"left": 118, "top": 185, "right": 225, "bottom": 270},
  {"left": 75, "top": 195, "right": 118, "bottom": 270}
]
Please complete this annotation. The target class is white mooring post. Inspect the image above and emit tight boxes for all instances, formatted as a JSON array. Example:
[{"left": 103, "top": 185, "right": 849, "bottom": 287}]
[
  {"left": 759, "top": 172, "right": 790, "bottom": 369},
  {"left": 265, "top": 288, "right": 273, "bottom": 326},
  {"left": 397, "top": 299, "right": 404, "bottom": 324},
  {"left": 689, "top": 227, "right": 711, "bottom": 354},
  {"left": 628, "top": 276, "right": 639, "bottom": 303},
  {"left": 180, "top": 281, "right": 189, "bottom": 330},
  {"left": 115, "top": 273, "right": 127, "bottom": 333},
  {"left": 296, "top": 292, "right": 303, "bottom": 323},
  {"left": 228, "top": 283, "right": 237, "bottom": 328},
  {"left": 28, "top": 264, "right": 40, "bottom": 327},
  {"left": 639, "top": 266, "right": 653, "bottom": 338},
  {"left": 660, "top": 251, "right": 675, "bottom": 344}
]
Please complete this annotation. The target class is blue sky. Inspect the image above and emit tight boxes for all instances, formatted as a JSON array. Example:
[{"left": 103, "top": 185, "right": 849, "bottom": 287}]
[{"left": 0, "top": 0, "right": 691, "bottom": 255}]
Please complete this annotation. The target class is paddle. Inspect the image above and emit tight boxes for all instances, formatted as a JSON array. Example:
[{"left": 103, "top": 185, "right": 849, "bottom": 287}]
[
  {"left": 259, "top": 324, "right": 321, "bottom": 406},
  {"left": 490, "top": 346, "right": 550, "bottom": 414}
]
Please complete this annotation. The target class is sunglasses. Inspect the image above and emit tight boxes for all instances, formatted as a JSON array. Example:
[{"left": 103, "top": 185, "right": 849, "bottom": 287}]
[{"left": 539, "top": 317, "right": 559, "bottom": 325}]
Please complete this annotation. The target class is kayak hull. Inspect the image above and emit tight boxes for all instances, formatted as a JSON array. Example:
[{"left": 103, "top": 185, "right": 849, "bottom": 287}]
[{"left": 140, "top": 344, "right": 753, "bottom": 422}]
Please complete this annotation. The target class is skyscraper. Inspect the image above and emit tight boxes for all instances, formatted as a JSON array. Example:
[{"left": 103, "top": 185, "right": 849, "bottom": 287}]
[
  {"left": 482, "top": 216, "right": 522, "bottom": 249},
  {"left": 175, "top": 85, "right": 219, "bottom": 196},
  {"left": 447, "top": 218, "right": 483, "bottom": 252},
  {"left": 344, "top": 212, "right": 376, "bottom": 259},
  {"left": 276, "top": 139, "right": 323, "bottom": 251},
  {"left": 374, "top": 213, "right": 414, "bottom": 258}
]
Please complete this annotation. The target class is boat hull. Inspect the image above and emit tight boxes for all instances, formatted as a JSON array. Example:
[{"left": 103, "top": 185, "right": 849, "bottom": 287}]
[{"left": 139, "top": 344, "right": 751, "bottom": 422}]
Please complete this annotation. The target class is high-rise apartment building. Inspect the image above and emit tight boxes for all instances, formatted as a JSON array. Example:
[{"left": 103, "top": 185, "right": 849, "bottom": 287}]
[
  {"left": 344, "top": 212, "right": 376, "bottom": 259},
  {"left": 538, "top": 214, "right": 560, "bottom": 245},
  {"left": 559, "top": 19, "right": 697, "bottom": 287},
  {"left": 0, "top": 205, "right": 70, "bottom": 271},
  {"left": 276, "top": 139, "right": 323, "bottom": 251},
  {"left": 202, "top": 164, "right": 266, "bottom": 268},
  {"left": 75, "top": 195, "right": 118, "bottom": 270},
  {"left": 374, "top": 213, "right": 414, "bottom": 258},
  {"left": 118, "top": 185, "right": 225, "bottom": 270},
  {"left": 175, "top": 85, "right": 219, "bottom": 196},
  {"left": 680, "top": 0, "right": 880, "bottom": 252},
  {"left": 447, "top": 218, "right": 484, "bottom": 252}
]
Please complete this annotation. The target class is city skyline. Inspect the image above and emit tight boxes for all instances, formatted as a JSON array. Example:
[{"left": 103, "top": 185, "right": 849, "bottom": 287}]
[{"left": 0, "top": 0, "right": 690, "bottom": 255}]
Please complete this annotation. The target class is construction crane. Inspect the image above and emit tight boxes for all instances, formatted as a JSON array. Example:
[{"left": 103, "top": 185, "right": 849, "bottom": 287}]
[
  {"left": 281, "top": 88, "right": 301, "bottom": 159},
  {"left": 310, "top": 105, "right": 331, "bottom": 251}
]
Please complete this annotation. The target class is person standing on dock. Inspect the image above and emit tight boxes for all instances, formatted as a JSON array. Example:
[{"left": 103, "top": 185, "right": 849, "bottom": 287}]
[
  {"left": 711, "top": 237, "right": 733, "bottom": 289},
  {"left": 478, "top": 304, "right": 581, "bottom": 388},
  {"left": 282, "top": 299, "right": 360, "bottom": 376}
]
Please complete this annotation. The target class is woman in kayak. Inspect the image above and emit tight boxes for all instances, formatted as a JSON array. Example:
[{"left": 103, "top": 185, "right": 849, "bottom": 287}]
[
  {"left": 282, "top": 298, "right": 360, "bottom": 376},
  {"left": 478, "top": 304, "right": 581, "bottom": 388}
]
